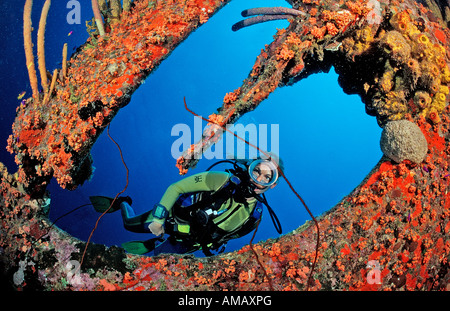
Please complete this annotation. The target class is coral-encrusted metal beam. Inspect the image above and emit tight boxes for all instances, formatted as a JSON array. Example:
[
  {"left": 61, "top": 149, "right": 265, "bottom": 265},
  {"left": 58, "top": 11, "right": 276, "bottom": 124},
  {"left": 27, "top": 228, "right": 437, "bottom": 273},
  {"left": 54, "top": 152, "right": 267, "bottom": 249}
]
[
  {"left": 176, "top": 0, "right": 450, "bottom": 173},
  {"left": 1, "top": 0, "right": 450, "bottom": 292}
]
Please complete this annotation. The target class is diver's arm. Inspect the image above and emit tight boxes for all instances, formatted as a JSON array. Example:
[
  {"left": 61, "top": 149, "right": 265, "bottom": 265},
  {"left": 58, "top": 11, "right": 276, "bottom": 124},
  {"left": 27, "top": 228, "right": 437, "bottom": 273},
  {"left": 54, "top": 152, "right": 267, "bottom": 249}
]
[{"left": 150, "top": 171, "right": 230, "bottom": 224}]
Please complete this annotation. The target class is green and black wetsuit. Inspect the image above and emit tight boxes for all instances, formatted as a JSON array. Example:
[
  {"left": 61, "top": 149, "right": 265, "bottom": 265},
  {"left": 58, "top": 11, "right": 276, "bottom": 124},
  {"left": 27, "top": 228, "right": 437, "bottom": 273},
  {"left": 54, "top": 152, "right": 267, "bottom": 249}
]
[{"left": 121, "top": 171, "right": 263, "bottom": 255}]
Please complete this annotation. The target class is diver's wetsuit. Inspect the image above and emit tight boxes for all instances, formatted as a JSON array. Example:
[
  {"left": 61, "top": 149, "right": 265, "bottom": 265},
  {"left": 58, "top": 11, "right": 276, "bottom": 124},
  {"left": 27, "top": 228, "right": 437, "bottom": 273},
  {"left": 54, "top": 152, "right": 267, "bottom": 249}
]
[
  {"left": 120, "top": 202, "right": 194, "bottom": 254},
  {"left": 120, "top": 171, "right": 262, "bottom": 255}
]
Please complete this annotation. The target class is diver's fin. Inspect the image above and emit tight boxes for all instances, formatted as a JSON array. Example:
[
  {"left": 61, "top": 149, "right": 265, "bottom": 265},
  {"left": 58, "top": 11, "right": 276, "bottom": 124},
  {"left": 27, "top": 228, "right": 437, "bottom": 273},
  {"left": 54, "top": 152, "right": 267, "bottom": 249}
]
[
  {"left": 121, "top": 238, "right": 164, "bottom": 255},
  {"left": 89, "top": 196, "right": 120, "bottom": 213}
]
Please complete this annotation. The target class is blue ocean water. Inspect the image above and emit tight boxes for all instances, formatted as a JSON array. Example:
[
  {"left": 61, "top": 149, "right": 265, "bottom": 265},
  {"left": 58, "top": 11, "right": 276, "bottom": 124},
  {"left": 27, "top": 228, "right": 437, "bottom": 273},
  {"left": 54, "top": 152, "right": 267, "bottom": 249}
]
[{"left": 0, "top": 0, "right": 382, "bottom": 256}]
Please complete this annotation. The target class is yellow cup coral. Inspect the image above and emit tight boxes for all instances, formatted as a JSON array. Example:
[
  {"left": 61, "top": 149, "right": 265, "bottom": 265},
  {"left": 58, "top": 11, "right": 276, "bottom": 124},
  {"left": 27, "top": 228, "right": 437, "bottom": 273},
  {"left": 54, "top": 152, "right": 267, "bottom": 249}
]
[
  {"left": 418, "top": 33, "right": 430, "bottom": 45},
  {"left": 435, "top": 92, "right": 447, "bottom": 104},
  {"left": 379, "top": 30, "right": 412, "bottom": 64},
  {"left": 439, "top": 85, "right": 449, "bottom": 95},
  {"left": 413, "top": 91, "right": 431, "bottom": 110}
]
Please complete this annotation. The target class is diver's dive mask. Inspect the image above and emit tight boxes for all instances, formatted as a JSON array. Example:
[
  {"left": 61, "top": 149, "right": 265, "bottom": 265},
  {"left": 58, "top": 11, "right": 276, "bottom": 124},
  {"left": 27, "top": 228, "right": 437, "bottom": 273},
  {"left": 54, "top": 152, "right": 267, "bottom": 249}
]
[{"left": 248, "top": 159, "right": 279, "bottom": 188}]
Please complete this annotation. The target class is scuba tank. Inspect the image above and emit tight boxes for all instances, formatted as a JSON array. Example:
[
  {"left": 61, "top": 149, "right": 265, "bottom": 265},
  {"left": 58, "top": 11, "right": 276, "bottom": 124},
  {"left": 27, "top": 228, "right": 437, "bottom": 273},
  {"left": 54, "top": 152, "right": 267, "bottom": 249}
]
[{"left": 168, "top": 159, "right": 283, "bottom": 256}]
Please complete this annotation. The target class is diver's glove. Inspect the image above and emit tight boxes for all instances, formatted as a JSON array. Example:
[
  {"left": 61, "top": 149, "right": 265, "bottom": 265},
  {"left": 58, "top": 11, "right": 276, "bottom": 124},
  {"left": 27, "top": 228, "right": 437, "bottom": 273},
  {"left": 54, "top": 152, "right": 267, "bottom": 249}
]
[
  {"left": 148, "top": 222, "right": 165, "bottom": 237},
  {"left": 149, "top": 204, "right": 168, "bottom": 236}
]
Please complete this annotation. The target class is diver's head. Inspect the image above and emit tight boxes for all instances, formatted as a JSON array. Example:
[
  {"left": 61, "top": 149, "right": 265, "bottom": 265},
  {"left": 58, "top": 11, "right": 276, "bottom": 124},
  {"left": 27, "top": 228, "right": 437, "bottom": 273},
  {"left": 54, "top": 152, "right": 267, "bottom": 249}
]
[{"left": 247, "top": 152, "right": 283, "bottom": 195}]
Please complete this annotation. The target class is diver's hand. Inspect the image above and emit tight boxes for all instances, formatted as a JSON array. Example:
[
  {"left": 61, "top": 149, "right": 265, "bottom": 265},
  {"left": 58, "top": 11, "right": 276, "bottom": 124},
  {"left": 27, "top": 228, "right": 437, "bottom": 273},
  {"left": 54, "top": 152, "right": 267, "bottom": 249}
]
[{"left": 148, "top": 222, "right": 165, "bottom": 236}]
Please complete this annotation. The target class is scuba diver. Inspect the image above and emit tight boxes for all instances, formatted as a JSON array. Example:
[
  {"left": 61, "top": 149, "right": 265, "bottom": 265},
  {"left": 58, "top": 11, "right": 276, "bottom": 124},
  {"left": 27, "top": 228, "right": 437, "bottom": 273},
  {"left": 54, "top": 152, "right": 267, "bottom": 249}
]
[{"left": 90, "top": 153, "right": 283, "bottom": 256}]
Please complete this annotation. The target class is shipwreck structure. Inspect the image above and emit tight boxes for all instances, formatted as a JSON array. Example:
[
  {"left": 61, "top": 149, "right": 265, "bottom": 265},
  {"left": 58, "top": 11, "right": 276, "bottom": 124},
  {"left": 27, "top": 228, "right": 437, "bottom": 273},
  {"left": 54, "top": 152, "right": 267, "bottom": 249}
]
[{"left": 1, "top": 0, "right": 450, "bottom": 291}]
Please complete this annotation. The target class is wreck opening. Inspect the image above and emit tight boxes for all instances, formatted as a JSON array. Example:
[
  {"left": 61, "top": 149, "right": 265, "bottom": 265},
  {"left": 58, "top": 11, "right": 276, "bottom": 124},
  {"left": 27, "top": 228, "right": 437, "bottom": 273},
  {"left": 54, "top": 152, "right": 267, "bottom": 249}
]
[
  {"left": 46, "top": 65, "right": 382, "bottom": 257},
  {"left": 44, "top": 0, "right": 384, "bottom": 258}
]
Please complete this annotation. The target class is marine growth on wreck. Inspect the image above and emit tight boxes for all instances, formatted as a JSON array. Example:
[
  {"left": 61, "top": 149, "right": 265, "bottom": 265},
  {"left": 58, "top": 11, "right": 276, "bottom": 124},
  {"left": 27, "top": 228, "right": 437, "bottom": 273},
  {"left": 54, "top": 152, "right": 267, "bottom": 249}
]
[{"left": 1, "top": 0, "right": 449, "bottom": 291}]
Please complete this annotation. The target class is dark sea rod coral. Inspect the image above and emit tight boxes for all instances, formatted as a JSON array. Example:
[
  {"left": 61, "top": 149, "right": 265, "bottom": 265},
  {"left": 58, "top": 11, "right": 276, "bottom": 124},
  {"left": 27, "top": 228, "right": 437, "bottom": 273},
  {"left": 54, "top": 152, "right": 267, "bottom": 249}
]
[{"left": 1, "top": 0, "right": 450, "bottom": 291}]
